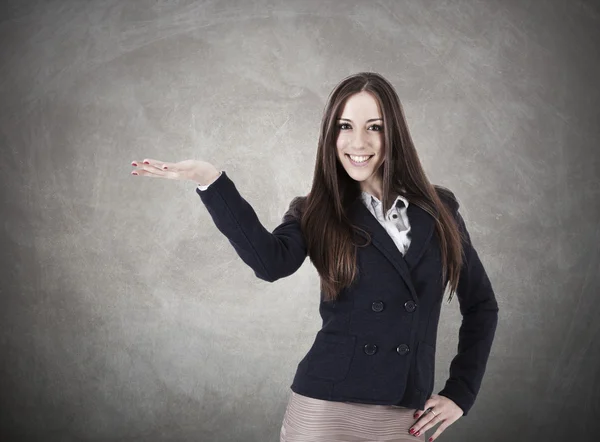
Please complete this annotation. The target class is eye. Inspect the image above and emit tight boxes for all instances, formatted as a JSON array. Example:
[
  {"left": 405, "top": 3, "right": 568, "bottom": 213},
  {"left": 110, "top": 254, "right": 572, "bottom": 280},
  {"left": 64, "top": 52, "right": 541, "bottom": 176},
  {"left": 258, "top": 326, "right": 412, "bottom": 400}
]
[{"left": 337, "top": 123, "right": 383, "bottom": 131}]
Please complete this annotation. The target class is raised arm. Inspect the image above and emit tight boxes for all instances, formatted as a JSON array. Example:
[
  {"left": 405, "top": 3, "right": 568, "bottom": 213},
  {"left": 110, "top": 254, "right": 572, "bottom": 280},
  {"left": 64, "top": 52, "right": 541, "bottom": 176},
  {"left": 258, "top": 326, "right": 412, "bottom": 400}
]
[
  {"left": 196, "top": 171, "right": 308, "bottom": 282},
  {"left": 437, "top": 209, "right": 500, "bottom": 416}
]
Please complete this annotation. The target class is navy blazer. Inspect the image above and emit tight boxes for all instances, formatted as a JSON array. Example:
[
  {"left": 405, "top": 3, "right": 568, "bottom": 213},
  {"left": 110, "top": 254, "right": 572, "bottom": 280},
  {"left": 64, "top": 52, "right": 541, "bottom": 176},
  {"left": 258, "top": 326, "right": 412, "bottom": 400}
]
[{"left": 197, "top": 171, "right": 499, "bottom": 416}]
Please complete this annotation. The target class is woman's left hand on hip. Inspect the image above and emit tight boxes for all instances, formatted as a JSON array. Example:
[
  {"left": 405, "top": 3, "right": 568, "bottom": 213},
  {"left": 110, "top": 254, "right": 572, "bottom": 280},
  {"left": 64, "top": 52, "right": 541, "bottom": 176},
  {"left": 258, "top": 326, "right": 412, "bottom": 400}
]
[{"left": 408, "top": 394, "right": 464, "bottom": 440}]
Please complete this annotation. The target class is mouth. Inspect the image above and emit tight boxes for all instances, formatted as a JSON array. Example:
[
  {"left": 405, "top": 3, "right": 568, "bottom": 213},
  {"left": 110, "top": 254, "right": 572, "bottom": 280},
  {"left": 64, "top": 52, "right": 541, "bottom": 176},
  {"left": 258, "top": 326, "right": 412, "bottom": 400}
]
[{"left": 346, "top": 154, "right": 374, "bottom": 167}]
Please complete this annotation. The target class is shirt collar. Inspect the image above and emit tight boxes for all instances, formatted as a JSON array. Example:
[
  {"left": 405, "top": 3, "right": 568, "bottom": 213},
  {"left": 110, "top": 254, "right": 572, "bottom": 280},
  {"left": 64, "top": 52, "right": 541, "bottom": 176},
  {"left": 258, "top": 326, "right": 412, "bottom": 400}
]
[{"left": 360, "top": 190, "right": 409, "bottom": 213}]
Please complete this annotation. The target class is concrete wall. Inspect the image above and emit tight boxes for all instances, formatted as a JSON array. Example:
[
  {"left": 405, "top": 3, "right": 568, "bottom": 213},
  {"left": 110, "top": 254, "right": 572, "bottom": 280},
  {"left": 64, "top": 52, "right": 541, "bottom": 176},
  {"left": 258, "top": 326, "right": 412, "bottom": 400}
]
[{"left": 1, "top": 1, "right": 599, "bottom": 440}]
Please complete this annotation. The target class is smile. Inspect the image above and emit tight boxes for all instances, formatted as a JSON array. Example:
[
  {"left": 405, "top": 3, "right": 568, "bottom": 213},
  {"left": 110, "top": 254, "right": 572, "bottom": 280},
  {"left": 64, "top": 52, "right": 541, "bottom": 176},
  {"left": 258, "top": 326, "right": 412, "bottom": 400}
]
[{"left": 346, "top": 154, "right": 374, "bottom": 167}]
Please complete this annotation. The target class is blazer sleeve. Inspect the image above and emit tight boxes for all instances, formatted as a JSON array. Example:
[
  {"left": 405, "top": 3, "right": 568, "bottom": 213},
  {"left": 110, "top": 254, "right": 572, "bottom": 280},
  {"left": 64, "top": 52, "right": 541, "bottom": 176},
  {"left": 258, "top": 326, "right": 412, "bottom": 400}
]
[
  {"left": 437, "top": 209, "right": 499, "bottom": 416},
  {"left": 196, "top": 170, "right": 308, "bottom": 282}
]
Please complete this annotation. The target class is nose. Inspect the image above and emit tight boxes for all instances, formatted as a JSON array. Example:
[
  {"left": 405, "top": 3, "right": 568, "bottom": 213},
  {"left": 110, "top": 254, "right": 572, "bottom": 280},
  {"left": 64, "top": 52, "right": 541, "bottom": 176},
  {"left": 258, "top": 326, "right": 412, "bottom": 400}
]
[{"left": 351, "top": 130, "right": 368, "bottom": 150}]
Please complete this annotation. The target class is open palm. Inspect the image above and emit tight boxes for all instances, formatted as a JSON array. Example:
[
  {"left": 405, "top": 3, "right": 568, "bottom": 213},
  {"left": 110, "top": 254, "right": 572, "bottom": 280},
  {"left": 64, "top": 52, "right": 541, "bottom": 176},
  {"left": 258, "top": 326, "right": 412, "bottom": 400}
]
[{"left": 130, "top": 158, "right": 219, "bottom": 184}]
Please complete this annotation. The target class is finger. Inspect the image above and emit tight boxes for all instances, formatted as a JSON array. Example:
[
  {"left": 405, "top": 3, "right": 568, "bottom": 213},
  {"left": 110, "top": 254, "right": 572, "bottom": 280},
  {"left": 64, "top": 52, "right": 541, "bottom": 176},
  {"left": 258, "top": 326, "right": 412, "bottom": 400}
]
[
  {"left": 415, "top": 413, "right": 441, "bottom": 435},
  {"left": 157, "top": 161, "right": 180, "bottom": 170},
  {"left": 131, "top": 160, "right": 164, "bottom": 169},
  {"left": 132, "top": 158, "right": 172, "bottom": 172},
  {"left": 131, "top": 167, "right": 169, "bottom": 178},
  {"left": 131, "top": 160, "right": 166, "bottom": 171},
  {"left": 131, "top": 158, "right": 168, "bottom": 173},
  {"left": 130, "top": 161, "right": 173, "bottom": 177},
  {"left": 143, "top": 160, "right": 180, "bottom": 171},
  {"left": 413, "top": 403, "right": 435, "bottom": 422},
  {"left": 427, "top": 421, "right": 450, "bottom": 441},
  {"left": 139, "top": 158, "right": 168, "bottom": 170},
  {"left": 412, "top": 412, "right": 428, "bottom": 427},
  {"left": 411, "top": 413, "right": 438, "bottom": 437},
  {"left": 411, "top": 412, "right": 430, "bottom": 432}
]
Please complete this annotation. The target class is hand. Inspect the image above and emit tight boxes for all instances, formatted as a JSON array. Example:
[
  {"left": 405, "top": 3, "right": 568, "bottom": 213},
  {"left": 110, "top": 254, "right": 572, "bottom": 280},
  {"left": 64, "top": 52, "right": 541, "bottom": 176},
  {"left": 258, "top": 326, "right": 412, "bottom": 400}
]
[
  {"left": 130, "top": 158, "right": 220, "bottom": 185},
  {"left": 408, "top": 394, "right": 463, "bottom": 441}
]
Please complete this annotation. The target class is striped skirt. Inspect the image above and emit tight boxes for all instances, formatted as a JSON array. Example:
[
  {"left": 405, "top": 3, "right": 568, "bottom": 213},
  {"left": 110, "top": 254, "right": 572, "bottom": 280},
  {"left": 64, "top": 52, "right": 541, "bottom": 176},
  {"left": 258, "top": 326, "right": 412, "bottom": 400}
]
[{"left": 280, "top": 390, "right": 427, "bottom": 441}]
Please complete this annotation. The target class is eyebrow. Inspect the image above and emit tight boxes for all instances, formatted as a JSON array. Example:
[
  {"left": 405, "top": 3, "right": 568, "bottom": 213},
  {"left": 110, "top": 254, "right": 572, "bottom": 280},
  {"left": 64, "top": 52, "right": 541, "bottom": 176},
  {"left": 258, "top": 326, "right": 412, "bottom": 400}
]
[{"left": 337, "top": 118, "right": 383, "bottom": 123}]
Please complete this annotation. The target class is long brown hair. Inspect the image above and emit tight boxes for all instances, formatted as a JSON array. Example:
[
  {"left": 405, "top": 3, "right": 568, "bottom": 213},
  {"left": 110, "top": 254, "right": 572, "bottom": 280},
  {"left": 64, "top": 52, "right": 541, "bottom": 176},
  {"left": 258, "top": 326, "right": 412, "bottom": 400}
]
[{"left": 292, "top": 72, "right": 464, "bottom": 304}]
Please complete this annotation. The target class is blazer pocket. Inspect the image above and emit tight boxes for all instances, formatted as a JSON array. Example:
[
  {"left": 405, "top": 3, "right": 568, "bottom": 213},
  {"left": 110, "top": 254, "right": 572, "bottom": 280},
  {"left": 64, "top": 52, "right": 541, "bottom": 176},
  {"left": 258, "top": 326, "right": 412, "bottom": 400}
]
[
  {"left": 306, "top": 331, "right": 356, "bottom": 382},
  {"left": 415, "top": 341, "right": 436, "bottom": 393}
]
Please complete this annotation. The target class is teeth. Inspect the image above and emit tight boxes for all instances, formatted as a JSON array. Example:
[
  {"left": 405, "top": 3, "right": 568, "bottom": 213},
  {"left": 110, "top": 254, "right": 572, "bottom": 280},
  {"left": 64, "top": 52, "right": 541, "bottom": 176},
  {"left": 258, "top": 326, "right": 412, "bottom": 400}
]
[{"left": 349, "top": 155, "right": 372, "bottom": 162}]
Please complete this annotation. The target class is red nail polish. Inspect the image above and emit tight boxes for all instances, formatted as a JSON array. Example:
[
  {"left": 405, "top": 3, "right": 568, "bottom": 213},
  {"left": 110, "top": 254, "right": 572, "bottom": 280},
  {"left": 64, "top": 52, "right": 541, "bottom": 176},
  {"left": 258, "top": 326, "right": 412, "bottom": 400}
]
[
  {"left": 143, "top": 161, "right": 149, "bottom": 164},
  {"left": 415, "top": 431, "right": 420, "bottom": 437},
  {"left": 429, "top": 438, "right": 433, "bottom": 442},
  {"left": 409, "top": 428, "right": 415, "bottom": 434},
  {"left": 131, "top": 162, "right": 137, "bottom": 166},
  {"left": 132, "top": 172, "right": 138, "bottom": 175}
]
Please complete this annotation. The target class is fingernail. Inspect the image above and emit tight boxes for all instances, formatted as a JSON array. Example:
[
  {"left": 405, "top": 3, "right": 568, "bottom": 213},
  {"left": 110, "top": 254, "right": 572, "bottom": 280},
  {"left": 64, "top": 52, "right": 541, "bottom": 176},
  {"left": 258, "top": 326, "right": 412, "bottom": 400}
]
[
  {"left": 429, "top": 438, "right": 433, "bottom": 442},
  {"left": 415, "top": 431, "right": 421, "bottom": 437},
  {"left": 131, "top": 162, "right": 137, "bottom": 166},
  {"left": 409, "top": 428, "right": 415, "bottom": 434},
  {"left": 414, "top": 413, "right": 419, "bottom": 418},
  {"left": 163, "top": 166, "right": 167, "bottom": 169},
  {"left": 143, "top": 161, "right": 149, "bottom": 164},
  {"left": 132, "top": 172, "right": 138, "bottom": 175}
]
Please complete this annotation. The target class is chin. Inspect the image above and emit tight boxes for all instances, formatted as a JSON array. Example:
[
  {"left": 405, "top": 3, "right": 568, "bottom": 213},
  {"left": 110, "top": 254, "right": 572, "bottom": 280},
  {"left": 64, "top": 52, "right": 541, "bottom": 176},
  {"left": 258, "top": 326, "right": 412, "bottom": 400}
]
[{"left": 346, "top": 169, "right": 376, "bottom": 182}]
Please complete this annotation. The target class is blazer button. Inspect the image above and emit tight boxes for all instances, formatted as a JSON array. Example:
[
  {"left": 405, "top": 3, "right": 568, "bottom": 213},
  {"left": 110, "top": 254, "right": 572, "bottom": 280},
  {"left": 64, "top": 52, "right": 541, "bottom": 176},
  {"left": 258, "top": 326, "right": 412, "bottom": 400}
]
[
  {"left": 396, "top": 344, "right": 410, "bottom": 355},
  {"left": 364, "top": 343, "right": 378, "bottom": 355},
  {"left": 371, "top": 301, "right": 384, "bottom": 312},
  {"left": 404, "top": 300, "right": 416, "bottom": 312}
]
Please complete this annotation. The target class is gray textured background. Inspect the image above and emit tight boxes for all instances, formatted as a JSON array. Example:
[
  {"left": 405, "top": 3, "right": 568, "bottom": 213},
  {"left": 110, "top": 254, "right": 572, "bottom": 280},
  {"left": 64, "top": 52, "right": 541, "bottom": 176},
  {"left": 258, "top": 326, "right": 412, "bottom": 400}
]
[{"left": 1, "top": 1, "right": 599, "bottom": 441}]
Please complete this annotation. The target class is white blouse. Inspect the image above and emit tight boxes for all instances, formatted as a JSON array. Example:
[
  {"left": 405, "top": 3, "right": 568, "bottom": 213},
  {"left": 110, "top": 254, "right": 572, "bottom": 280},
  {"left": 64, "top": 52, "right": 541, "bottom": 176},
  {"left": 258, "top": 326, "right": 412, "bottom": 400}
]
[
  {"left": 198, "top": 171, "right": 412, "bottom": 255},
  {"left": 359, "top": 190, "right": 411, "bottom": 256}
]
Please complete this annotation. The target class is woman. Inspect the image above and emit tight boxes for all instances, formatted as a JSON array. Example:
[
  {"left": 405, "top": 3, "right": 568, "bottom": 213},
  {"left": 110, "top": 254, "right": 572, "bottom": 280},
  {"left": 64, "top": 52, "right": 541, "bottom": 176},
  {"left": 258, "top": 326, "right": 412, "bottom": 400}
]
[{"left": 131, "top": 72, "right": 499, "bottom": 441}]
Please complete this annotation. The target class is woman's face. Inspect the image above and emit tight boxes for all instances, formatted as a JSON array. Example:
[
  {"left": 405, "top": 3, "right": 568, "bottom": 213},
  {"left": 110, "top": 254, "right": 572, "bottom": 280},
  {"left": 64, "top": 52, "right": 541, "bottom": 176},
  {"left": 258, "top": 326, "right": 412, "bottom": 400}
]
[{"left": 335, "top": 91, "right": 385, "bottom": 195}]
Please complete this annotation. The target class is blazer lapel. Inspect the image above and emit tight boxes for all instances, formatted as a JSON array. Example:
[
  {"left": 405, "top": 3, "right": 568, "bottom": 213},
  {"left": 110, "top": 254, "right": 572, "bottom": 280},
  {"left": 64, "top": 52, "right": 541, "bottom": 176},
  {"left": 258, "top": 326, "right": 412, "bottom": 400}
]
[{"left": 347, "top": 196, "right": 437, "bottom": 300}]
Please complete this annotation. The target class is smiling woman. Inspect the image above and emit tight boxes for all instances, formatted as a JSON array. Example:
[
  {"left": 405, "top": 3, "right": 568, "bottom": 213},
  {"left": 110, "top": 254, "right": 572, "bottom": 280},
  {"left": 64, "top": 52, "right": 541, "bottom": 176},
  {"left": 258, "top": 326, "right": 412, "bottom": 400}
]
[
  {"left": 336, "top": 97, "right": 386, "bottom": 195},
  {"left": 133, "top": 71, "right": 499, "bottom": 442}
]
